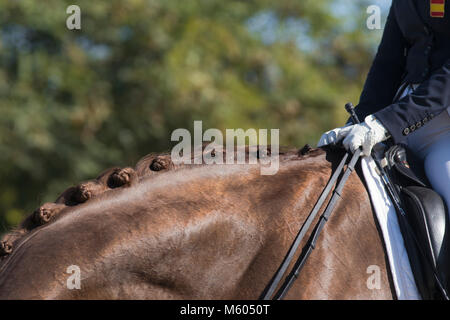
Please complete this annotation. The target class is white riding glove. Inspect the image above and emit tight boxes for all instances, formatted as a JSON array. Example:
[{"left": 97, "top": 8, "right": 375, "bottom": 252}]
[
  {"left": 342, "top": 115, "right": 390, "bottom": 156},
  {"left": 317, "top": 115, "right": 390, "bottom": 157},
  {"left": 317, "top": 123, "right": 354, "bottom": 148}
]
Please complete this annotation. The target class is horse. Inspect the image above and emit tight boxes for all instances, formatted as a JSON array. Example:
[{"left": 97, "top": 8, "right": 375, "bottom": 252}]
[{"left": 0, "top": 145, "right": 395, "bottom": 299}]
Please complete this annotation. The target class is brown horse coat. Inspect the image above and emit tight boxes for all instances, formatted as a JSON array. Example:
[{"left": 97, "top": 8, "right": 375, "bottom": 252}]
[{"left": 0, "top": 147, "right": 394, "bottom": 299}]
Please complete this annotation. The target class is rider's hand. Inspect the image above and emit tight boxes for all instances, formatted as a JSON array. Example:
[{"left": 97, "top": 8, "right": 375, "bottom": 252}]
[
  {"left": 317, "top": 115, "right": 390, "bottom": 157},
  {"left": 342, "top": 115, "right": 390, "bottom": 156},
  {"left": 317, "top": 123, "right": 354, "bottom": 148}
]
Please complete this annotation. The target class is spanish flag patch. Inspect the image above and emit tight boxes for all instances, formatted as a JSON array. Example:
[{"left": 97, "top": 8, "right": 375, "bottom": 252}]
[{"left": 430, "top": 0, "right": 445, "bottom": 18}]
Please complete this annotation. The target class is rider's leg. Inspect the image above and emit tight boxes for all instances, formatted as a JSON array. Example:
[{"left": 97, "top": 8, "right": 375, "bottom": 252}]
[
  {"left": 406, "top": 108, "right": 450, "bottom": 212},
  {"left": 423, "top": 137, "right": 450, "bottom": 212}
]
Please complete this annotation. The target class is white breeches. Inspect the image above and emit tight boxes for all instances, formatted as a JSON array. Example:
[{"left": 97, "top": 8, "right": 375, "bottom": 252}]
[
  {"left": 406, "top": 108, "right": 450, "bottom": 212},
  {"left": 398, "top": 84, "right": 450, "bottom": 212}
]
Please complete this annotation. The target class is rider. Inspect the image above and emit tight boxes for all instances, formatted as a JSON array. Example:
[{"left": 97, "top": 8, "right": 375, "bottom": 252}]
[{"left": 317, "top": 0, "right": 450, "bottom": 213}]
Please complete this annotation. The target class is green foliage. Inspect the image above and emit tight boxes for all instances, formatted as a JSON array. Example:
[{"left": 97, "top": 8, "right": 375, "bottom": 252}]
[{"left": 0, "top": 0, "right": 385, "bottom": 233}]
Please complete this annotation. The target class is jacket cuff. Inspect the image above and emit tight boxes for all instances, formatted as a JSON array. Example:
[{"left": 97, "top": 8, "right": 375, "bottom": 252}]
[{"left": 374, "top": 105, "right": 437, "bottom": 144}]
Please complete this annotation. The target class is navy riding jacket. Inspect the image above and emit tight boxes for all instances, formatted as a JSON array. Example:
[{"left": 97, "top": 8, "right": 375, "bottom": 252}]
[{"left": 355, "top": 0, "right": 450, "bottom": 144}]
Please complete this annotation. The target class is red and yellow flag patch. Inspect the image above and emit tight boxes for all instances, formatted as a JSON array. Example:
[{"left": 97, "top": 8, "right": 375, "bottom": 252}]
[{"left": 430, "top": 0, "right": 445, "bottom": 18}]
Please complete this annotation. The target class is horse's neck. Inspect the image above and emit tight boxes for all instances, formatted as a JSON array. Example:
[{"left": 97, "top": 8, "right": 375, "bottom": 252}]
[
  {"left": 126, "top": 152, "right": 393, "bottom": 299},
  {"left": 116, "top": 158, "right": 335, "bottom": 299},
  {"left": 0, "top": 150, "right": 394, "bottom": 299}
]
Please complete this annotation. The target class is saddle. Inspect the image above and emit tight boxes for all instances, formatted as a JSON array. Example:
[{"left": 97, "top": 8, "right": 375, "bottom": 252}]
[{"left": 382, "top": 144, "right": 450, "bottom": 299}]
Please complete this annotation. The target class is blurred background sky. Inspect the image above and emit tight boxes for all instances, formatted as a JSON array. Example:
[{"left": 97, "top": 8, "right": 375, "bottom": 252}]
[{"left": 0, "top": 0, "right": 392, "bottom": 233}]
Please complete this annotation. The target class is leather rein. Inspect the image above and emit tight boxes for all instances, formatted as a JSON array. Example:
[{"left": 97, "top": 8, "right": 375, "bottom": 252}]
[
  {"left": 260, "top": 103, "right": 362, "bottom": 300},
  {"left": 260, "top": 147, "right": 362, "bottom": 300}
]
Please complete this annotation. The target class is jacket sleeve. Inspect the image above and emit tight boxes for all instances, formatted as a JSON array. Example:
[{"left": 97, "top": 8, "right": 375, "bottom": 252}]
[
  {"left": 354, "top": 4, "right": 408, "bottom": 122},
  {"left": 375, "top": 59, "right": 450, "bottom": 143}
]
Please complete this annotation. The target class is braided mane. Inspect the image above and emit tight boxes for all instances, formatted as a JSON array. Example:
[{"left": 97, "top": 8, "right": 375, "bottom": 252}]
[{"left": 0, "top": 144, "right": 323, "bottom": 258}]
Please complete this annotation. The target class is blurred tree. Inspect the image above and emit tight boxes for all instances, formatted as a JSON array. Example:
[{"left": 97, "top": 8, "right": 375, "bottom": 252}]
[{"left": 0, "top": 0, "right": 387, "bottom": 232}]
